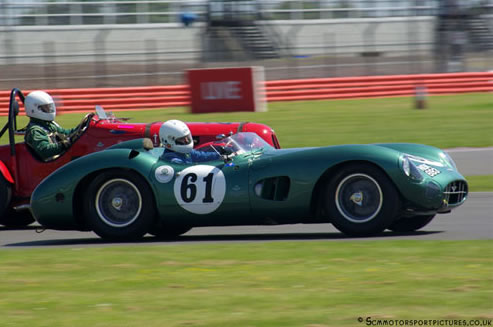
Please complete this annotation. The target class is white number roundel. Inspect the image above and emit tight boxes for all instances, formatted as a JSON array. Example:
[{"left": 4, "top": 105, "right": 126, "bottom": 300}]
[{"left": 173, "top": 165, "right": 226, "bottom": 214}]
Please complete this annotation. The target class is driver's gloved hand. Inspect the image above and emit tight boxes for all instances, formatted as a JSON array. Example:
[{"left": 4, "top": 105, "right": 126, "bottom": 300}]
[
  {"left": 223, "top": 147, "right": 234, "bottom": 155},
  {"left": 54, "top": 132, "right": 66, "bottom": 142},
  {"left": 61, "top": 138, "right": 71, "bottom": 149},
  {"left": 218, "top": 146, "right": 233, "bottom": 155}
]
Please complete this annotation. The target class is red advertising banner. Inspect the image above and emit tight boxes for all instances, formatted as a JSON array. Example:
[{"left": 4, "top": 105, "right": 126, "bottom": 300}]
[{"left": 187, "top": 66, "right": 266, "bottom": 114}]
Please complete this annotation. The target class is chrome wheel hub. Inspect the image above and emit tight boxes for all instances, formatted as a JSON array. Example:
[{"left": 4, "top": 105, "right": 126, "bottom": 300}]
[
  {"left": 335, "top": 173, "right": 383, "bottom": 223},
  {"left": 95, "top": 178, "right": 142, "bottom": 228},
  {"left": 111, "top": 197, "right": 123, "bottom": 211},
  {"left": 350, "top": 191, "right": 363, "bottom": 206}
]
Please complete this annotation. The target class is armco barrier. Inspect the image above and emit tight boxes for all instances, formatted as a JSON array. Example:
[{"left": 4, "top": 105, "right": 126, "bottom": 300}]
[
  {"left": 1, "top": 72, "right": 492, "bottom": 116},
  {"left": 0, "top": 85, "right": 190, "bottom": 115},
  {"left": 264, "top": 72, "right": 493, "bottom": 101}
]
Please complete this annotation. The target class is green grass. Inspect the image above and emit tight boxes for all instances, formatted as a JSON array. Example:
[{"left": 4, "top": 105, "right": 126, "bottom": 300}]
[
  {"left": 2, "top": 93, "right": 492, "bottom": 148},
  {"left": 466, "top": 175, "right": 493, "bottom": 192},
  {"left": 0, "top": 241, "right": 492, "bottom": 327}
]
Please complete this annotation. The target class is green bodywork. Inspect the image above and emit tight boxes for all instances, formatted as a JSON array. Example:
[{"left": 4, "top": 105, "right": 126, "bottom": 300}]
[{"left": 31, "top": 137, "right": 467, "bottom": 231}]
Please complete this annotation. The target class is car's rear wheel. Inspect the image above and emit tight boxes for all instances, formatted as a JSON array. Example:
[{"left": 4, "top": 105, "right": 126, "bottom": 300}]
[
  {"left": 1, "top": 210, "right": 35, "bottom": 228},
  {"left": 84, "top": 171, "right": 156, "bottom": 241},
  {"left": 388, "top": 215, "right": 436, "bottom": 232},
  {"left": 0, "top": 176, "right": 12, "bottom": 226},
  {"left": 325, "top": 164, "right": 400, "bottom": 236},
  {"left": 0, "top": 175, "right": 35, "bottom": 228}
]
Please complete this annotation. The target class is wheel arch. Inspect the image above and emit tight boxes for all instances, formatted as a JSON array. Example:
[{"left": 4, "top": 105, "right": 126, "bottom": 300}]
[
  {"left": 310, "top": 159, "right": 402, "bottom": 218},
  {"left": 72, "top": 167, "right": 158, "bottom": 229}
]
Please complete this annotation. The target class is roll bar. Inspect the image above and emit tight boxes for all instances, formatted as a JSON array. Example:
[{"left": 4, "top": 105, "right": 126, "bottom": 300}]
[{"left": 0, "top": 88, "right": 25, "bottom": 156}]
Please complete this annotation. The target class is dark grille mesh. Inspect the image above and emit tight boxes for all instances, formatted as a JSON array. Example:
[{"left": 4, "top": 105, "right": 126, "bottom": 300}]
[{"left": 444, "top": 181, "right": 468, "bottom": 205}]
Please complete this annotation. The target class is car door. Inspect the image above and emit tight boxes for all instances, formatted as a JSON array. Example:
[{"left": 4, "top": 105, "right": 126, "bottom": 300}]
[{"left": 150, "top": 154, "right": 253, "bottom": 227}]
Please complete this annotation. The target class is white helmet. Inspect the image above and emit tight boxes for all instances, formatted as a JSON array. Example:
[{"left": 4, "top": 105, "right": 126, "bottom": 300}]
[
  {"left": 25, "top": 91, "right": 56, "bottom": 121},
  {"left": 159, "top": 120, "right": 193, "bottom": 154}
]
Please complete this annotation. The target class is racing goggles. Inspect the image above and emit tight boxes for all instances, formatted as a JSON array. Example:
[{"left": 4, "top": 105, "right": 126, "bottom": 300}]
[
  {"left": 38, "top": 103, "right": 55, "bottom": 113},
  {"left": 175, "top": 134, "right": 192, "bottom": 145}
]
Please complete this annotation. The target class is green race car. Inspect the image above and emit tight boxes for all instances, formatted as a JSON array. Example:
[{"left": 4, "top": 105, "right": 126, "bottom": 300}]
[{"left": 30, "top": 132, "right": 468, "bottom": 240}]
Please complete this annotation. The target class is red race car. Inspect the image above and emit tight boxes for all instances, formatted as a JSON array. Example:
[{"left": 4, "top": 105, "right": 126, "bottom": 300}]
[{"left": 0, "top": 88, "right": 280, "bottom": 227}]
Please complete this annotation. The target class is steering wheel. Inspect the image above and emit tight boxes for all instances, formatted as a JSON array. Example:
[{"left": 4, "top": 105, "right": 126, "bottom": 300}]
[
  {"left": 215, "top": 144, "right": 238, "bottom": 162},
  {"left": 69, "top": 112, "right": 95, "bottom": 143}
]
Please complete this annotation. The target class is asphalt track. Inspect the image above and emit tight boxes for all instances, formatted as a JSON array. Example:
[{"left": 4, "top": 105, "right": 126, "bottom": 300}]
[{"left": 0, "top": 148, "right": 491, "bottom": 248}]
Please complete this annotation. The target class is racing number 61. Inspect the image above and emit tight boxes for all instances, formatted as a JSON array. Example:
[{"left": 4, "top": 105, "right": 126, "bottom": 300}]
[
  {"left": 181, "top": 173, "right": 214, "bottom": 203},
  {"left": 173, "top": 165, "right": 226, "bottom": 215}
]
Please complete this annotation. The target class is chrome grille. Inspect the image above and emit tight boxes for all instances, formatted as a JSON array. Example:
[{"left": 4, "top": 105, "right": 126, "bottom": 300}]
[{"left": 444, "top": 181, "right": 468, "bottom": 205}]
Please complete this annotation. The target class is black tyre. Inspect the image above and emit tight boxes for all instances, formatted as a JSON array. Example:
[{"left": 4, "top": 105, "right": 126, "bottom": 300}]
[
  {"left": 0, "top": 210, "right": 35, "bottom": 228},
  {"left": 0, "top": 176, "right": 12, "bottom": 226},
  {"left": 388, "top": 215, "right": 436, "bottom": 232},
  {"left": 84, "top": 171, "right": 156, "bottom": 241},
  {"left": 0, "top": 176, "right": 35, "bottom": 228},
  {"left": 325, "top": 164, "right": 400, "bottom": 236},
  {"left": 150, "top": 224, "right": 192, "bottom": 239}
]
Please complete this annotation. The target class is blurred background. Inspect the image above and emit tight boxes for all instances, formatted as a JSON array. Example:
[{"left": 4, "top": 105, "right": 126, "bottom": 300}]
[{"left": 0, "top": 0, "right": 492, "bottom": 89}]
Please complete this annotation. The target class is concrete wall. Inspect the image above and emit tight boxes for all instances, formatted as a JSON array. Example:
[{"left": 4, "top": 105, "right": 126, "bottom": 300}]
[
  {"left": 0, "top": 24, "right": 203, "bottom": 65},
  {"left": 0, "top": 17, "right": 435, "bottom": 65},
  {"left": 272, "top": 17, "right": 435, "bottom": 56}
]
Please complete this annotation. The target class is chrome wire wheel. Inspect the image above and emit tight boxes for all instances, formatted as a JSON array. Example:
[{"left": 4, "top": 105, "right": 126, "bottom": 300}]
[
  {"left": 85, "top": 171, "right": 156, "bottom": 241},
  {"left": 325, "top": 164, "right": 400, "bottom": 237},
  {"left": 95, "top": 178, "right": 142, "bottom": 228},
  {"left": 335, "top": 173, "right": 383, "bottom": 224}
]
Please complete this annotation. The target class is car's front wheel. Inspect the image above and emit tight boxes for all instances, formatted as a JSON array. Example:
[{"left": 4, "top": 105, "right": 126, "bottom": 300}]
[
  {"left": 84, "top": 171, "right": 156, "bottom": 241},
  {"left": 325, "top": 164, "right": 400, "bottom": 236},
  {"left": 388, "top": 215, "right": 436, "bottom": 232},
  {"left": 150, "top": 224, "right": 192, "bottom": 239}
]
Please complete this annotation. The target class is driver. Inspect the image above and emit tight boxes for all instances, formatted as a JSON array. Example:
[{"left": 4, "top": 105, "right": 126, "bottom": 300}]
[
  {"left": 24, "top": 90, "right": 77, "bottom": 161},
  {"left": 159, "top": 120, "right": 221, "bottom": 164}
]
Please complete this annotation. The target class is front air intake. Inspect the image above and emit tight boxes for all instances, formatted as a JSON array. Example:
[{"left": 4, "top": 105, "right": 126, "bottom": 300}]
[{"left": 444, "top": 181, "right": 468, "bottom": 205}]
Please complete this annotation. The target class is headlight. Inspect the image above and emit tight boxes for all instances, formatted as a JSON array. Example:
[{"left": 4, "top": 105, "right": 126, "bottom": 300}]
[
  {"left": 402, "top": 155, "right": 411, "bottom": 176},
  {"left": 401, "top": 155, "right": 424, "bottom": 181},
  {"left": 440, "top": 151, "right": 457, "bottom": 170}
]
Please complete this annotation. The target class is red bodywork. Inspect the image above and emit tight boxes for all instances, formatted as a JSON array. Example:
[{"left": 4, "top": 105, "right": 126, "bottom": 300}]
[
  {"left": 0, "top": 118, "right": 279, "bottom": 203},
  {"left": 0, "top": 91, "right": 280, "bottom": 213}
]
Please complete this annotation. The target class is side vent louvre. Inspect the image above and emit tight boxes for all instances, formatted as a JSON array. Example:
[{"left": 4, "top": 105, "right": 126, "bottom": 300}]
[
  {"left": 128, "top": 150, "right": 139, "bottom": 160},
  {"left": 254, "top": 176, "right": 290, "bottom": 201}
]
